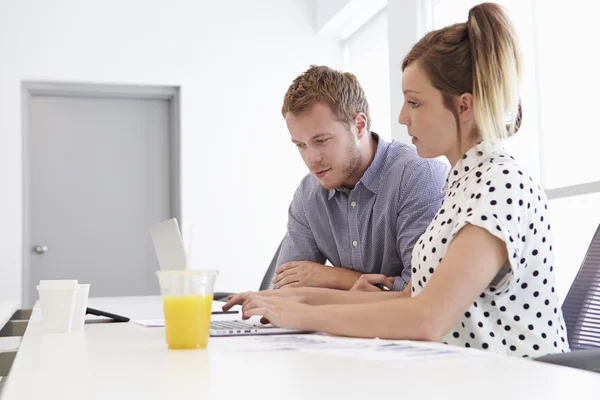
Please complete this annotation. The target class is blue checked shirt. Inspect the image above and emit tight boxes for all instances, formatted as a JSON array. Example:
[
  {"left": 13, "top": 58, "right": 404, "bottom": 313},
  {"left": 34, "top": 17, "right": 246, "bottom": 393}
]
[{"left": 277, "top": 133, "right": 448, "bottom": 291}]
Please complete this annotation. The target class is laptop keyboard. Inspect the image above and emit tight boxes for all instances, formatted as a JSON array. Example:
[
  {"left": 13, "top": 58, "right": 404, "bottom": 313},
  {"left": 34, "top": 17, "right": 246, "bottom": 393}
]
[{"left": 211, "top": 320, "right": 274, "bottom": 330}]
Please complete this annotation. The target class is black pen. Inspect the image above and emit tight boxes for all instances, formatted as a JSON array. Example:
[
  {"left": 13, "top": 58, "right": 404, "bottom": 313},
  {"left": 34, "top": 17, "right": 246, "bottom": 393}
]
[
  {"left": 212, "top": 310, "right": 239, "bottom": 315},
  {"left": 374, "top": 283, "right": 391, "bottom": 291}
]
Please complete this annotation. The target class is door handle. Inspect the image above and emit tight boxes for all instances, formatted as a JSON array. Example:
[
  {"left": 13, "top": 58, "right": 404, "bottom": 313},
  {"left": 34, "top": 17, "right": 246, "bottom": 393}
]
[{"left": 34, "top": 245, "right": 48, "bottom": 254}]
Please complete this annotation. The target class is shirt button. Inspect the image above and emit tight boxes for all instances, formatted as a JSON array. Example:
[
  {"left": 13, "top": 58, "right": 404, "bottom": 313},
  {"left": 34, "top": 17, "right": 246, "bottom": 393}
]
[
  {"left": 351, "top": 201, "right": 357, "bottom": 208},
  {"left": 352, "top": 240, "right": 358, "bottom": 247}
]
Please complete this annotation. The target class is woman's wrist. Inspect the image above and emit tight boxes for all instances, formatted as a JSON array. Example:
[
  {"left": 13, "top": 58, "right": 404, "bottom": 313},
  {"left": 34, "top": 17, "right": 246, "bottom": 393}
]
[
  {"left": 299, "top": 303, "right": 327, "bottom": 332},
  {"left": 295, "top": 287, "right": 317, "bottom": 304}
]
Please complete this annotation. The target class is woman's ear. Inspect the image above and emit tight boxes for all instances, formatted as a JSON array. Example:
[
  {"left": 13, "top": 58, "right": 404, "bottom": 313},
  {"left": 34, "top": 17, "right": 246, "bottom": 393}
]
[{"left": 458, "top": 93, "right": 474, "bottom": 122}]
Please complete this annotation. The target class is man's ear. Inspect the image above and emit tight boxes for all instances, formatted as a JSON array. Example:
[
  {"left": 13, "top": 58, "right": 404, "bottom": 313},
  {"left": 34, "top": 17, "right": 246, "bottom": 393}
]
[{"left": 354, "top": 112, "right": 368, "bottom": 138}]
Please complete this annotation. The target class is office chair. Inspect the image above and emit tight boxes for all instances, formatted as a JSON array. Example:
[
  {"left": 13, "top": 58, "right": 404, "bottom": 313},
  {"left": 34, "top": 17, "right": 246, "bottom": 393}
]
[
  {"left": 535, "top": 223, "right": 600, "bottom": 372},
  {"left": 213, "top": 239, "right": 283, "bottom": 301}
]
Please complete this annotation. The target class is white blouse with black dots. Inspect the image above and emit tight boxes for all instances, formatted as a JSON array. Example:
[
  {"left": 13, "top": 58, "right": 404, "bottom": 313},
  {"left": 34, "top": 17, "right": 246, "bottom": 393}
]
[{"left": 411, "top": 141, "right": 570, "bottom": 357}]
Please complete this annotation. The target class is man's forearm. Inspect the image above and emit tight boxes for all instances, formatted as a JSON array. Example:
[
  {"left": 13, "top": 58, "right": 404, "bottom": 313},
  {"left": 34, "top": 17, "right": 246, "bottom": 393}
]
[{"left": 323, "top": 267, "right": 362, "bottom": 290}]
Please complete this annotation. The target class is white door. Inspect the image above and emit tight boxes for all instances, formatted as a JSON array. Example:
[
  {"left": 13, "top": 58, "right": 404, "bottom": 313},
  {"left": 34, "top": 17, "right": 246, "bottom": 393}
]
[{"left": 24, "top": 87, "right": 178, "bottom": 307}]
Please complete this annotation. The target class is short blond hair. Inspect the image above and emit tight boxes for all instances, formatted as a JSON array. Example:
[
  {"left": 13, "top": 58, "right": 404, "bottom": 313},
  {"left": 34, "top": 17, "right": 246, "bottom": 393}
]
[{"left": 281, "top": 65, "right": 371, "bottom": 131}]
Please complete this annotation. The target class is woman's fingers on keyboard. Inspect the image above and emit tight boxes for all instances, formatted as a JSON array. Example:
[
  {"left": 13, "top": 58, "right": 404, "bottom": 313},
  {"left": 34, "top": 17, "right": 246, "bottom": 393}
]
[{"left": 222, "top": 292, "right": 253, "bottom": 311}]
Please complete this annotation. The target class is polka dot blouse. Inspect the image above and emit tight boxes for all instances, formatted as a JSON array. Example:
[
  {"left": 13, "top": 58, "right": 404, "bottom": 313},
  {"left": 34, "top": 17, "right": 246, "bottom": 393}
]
[{"left": 411, "top": 142, "right": 570, "bottom": 357}]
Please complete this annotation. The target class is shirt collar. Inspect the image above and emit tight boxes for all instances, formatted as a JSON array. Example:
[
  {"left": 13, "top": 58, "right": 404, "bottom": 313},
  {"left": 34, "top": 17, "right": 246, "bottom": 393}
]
[
  {"left": 328, "top": 132, "right": 389, "bottom": 200},
  {"left": 444, "top": 141, "right": 503, "bottom": 190}
]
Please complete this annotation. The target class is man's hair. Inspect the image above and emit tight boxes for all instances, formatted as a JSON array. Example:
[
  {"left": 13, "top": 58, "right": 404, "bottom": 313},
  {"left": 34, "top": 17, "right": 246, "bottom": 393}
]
[{"left": 281, "top": 65, "right": 371, "bottom": 131}]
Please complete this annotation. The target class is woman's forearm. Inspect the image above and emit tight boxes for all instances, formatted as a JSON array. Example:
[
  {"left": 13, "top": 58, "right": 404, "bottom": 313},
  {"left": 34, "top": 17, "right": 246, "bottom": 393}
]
[
  {"left": 302, "top": 297, "right": 437, "bottom": 341},
  {"left": 299, "top": 287, "right": 407, "bottom": 306}
]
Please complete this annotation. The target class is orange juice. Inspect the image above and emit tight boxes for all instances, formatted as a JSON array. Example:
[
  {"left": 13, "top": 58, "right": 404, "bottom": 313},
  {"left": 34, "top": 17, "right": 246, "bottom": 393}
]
[{"left": 162, "top": 295, "right": 213, "bottom": 349}]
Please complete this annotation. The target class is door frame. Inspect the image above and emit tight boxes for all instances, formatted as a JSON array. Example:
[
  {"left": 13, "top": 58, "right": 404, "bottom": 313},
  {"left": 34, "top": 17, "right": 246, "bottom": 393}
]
[{"left": 21, "top": 82, "right": 182, "bottom": 307}]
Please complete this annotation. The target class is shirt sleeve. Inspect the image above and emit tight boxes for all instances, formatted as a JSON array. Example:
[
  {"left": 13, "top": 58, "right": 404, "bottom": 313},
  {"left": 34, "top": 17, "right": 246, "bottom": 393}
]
[
  {"left": 447, "top": 166, "right": 529, "bottom": 295},
  {"left": 276, "top": 186, "right": 327, "bottom": 269},
  {"left": 394, "top": 160, "right": 448, "bottom": 291}
]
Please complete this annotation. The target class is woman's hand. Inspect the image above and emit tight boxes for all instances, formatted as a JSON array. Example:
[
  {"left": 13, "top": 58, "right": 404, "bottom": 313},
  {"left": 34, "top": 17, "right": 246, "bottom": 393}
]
[
  {"left": 221, "top": 288, "right": 307, "bottom": 324},
  {"left": 241, "top": 295, "right": 313, "bottom": 329}
]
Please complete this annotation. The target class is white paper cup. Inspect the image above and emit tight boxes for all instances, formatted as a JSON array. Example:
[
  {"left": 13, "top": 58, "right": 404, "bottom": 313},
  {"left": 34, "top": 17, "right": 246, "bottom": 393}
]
[
  {"left": 38, "top": 280, "right": 79, "bottom": 289},
  {"left": 71, "top": 284, "right": 91, "bottom": 330},
  {"left": 37, "top": 281, "right": 79, "bottom": 333}
]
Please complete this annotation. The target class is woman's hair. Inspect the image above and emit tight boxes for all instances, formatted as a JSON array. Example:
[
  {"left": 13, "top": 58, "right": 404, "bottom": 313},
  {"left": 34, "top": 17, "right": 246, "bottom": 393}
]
[{"left": 402, "top": 2, "right": 523, "bottom": 142}]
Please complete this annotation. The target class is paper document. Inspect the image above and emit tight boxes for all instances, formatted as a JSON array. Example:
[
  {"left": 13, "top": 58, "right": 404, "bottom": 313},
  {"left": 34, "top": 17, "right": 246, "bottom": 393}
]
[
  {"left": 134, "top": 319, "right": 165, "bottom": 328},
  {"left": 212, "top": 334, "right": 493, "bottom": 361}
]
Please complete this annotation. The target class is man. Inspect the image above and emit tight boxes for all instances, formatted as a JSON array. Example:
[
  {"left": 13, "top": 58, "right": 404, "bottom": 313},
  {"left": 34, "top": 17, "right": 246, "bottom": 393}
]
[{"left": 273, "top": 65, "right": 447, "bottom": 292}]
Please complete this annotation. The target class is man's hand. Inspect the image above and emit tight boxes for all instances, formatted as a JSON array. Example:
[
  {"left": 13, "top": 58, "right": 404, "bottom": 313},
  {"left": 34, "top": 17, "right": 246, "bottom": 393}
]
[
  {"left": 350, "top": 274, "right": 395, "bottom": 292},
  {"left": 272, "top": 261, "right": 334, "bottom": 289}
]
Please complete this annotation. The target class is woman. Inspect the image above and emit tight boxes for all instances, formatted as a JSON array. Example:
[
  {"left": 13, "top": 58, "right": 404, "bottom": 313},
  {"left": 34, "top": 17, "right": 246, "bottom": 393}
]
[{"left": 223, "top": 2, "right": 569, "bottom": 357}]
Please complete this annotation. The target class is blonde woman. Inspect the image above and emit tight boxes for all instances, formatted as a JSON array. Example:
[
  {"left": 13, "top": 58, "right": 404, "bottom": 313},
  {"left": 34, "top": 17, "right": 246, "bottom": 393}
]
[{"left": 224, "top": 2, "right": 569, "bottom": 357}]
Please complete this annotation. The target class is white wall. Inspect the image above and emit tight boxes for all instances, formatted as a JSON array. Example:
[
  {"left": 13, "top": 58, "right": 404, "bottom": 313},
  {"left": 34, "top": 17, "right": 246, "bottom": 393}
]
[
  {"left": 315, "top": 0, "right": 351, "bottom": 32},
  {"left": 316, "top": 0, "right": 388, "bottom": 40},
  {"left": 343, "top": 9, "right": 391, "bottom": 141},
  {"left": 316, "top": 0, "right": 424, "bottom": 144},
  {"left": 0, "top": 0, "right": 343, "bottom": 303},
  {"left": 387, "top": 0, "right": 422, "bottom": 144}
]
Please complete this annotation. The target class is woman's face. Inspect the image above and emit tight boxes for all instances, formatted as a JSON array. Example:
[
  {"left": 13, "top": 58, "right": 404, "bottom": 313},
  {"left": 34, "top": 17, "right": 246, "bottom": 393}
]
[{"left": 399, "top": 62, "right": 464, "bottom": 163}]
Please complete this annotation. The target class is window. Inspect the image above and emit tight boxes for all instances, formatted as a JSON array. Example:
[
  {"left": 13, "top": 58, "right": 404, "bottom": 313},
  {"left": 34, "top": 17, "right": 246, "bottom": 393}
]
[
  {"left": 428, "top": 0, "right": 600, "bottom": 302},
  {"left": 343, "top": 8, "right": 391, "bottom": 141}
]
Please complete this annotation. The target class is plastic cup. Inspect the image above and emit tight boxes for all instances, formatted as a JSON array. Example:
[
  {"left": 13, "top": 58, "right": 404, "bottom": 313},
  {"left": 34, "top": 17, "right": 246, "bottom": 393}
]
[
  {"left": 37, "top": 280, "right": 79, "bottom": 333},
  {"left": 156, "top": 270, "right": 218, "bottom": 350},
  {"left": 71, "top": 284, "right": 91, "bottom": 330}
]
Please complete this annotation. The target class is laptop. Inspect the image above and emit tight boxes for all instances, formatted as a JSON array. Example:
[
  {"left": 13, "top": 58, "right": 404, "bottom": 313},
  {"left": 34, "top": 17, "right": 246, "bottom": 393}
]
[{"left": 149, "top": 218, "right": 310, "bottom": 337}]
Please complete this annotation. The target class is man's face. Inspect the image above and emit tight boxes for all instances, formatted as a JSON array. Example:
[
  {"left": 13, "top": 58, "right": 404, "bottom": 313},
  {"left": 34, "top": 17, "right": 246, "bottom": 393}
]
[{"left": 286, "top": 102, "right": 362, "bottom": 190}]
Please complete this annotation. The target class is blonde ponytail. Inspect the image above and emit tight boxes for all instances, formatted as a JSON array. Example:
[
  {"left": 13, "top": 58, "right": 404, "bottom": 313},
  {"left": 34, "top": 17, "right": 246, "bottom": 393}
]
[
  {"left": 402, "top": 2, "right": 524, "bottom": 144},
  {"left": 467, "top": 3, "right": 523, "bottom": 141}
]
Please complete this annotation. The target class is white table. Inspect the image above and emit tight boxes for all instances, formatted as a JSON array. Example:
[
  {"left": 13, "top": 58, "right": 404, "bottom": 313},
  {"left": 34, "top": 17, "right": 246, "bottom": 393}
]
[{"left": 2, "top": 296, "right": 600, "bottom": 399}]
